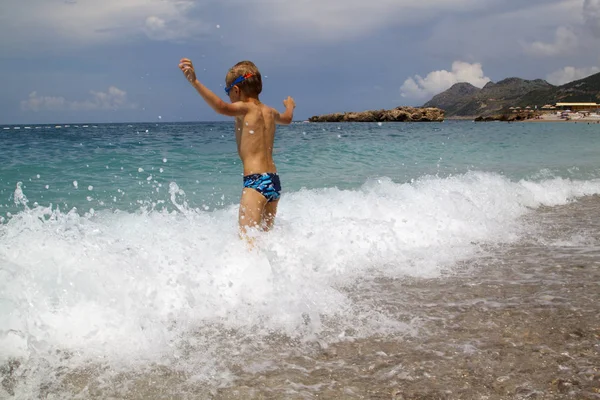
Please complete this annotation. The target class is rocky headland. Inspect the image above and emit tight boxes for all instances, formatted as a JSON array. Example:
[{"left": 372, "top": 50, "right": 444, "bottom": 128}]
[{"left": 308, "top": 106, "right": 444, "bottom": 122}]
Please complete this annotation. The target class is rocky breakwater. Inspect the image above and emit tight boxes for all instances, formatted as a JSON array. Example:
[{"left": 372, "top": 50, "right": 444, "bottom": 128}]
[{"left": 308, "top": 106, "right": 444, "bottom": 122}]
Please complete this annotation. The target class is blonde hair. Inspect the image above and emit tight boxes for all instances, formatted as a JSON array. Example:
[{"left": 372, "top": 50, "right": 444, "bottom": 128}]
[{"left": 225, "top": 61, "right": 262, "bottom": 96}]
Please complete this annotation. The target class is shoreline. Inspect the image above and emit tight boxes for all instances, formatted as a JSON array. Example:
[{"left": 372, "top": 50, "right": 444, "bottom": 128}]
[
  {"left": 448, "top": 115, "right": 600, "bottom": 123},
  {"left": 524, "top": 114, "right": 600, "bottom": 123}
]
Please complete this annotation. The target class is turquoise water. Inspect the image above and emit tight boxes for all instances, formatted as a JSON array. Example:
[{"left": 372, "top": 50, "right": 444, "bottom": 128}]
[
  {"left": 2, "top": 121, "right": 600, "bottom": 217},
  {"left": 2, "top": 120, "right": 600, "bottom": 397}
]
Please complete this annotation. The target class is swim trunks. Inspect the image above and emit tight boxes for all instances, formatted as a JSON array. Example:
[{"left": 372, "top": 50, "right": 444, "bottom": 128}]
[{"left": 243, "top": 173, "right": 281, "bottom": 202}]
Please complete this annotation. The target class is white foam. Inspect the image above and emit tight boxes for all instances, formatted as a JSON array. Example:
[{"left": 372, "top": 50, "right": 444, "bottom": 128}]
[{"left": 1, "top": 171, "right": 600, "bottom": 375}]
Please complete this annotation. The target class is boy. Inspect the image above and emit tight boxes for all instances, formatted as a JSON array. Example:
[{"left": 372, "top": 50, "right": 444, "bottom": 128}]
[{"left": 179, "top": 58, "right": 295, "bottom": 239}]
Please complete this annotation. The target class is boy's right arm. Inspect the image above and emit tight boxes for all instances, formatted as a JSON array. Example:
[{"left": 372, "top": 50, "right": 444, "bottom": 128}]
[
  {"left": 179, "top": 58, "right": 248, "bottom": 117},
  {"left": 274, "top": 96, "right": 296, "bottom": 125}
]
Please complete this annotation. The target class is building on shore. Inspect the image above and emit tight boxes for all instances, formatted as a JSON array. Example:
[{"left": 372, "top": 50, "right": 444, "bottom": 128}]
[{"left": 555, "top": 102, "right": 599, "bottom": 112}]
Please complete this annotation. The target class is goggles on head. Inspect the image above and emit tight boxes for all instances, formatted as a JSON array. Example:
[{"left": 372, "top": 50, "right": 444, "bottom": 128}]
[{"left": 224, "top": 73, "right": 254, "bottom": 95}]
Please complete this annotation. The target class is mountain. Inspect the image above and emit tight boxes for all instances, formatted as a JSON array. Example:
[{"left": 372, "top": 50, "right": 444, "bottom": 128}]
[
  {"left": 423, "top": 72, "right": 600, "bottom": 117},
  {"left": 517, "top": 72, "right": 600, "bottom": 108},
  {"left": 423, "top": 82, "right": 480, "bottom": 116}
]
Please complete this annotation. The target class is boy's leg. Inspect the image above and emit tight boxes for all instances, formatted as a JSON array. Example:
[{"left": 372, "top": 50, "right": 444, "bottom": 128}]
[
  {"left": 262, "top": 200, "right": 279, "bottom": 231},
  {"left": 239, "top": 188, "right": 268, "bottom": 237}
]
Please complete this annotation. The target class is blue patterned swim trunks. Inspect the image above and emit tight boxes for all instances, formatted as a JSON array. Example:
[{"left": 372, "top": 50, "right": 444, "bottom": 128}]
[{"left": 243, "top": 173, "right": 282, "bottom": 202}]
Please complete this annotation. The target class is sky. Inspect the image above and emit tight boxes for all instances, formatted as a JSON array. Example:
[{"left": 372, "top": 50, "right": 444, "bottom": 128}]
[{"left": 1, "top": 0, "right": 599, "bottom": 124}]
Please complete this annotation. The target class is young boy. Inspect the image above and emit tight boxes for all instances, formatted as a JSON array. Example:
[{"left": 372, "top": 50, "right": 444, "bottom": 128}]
[{"left": 179, "top": 58, "right": 295, "bottom": 238}]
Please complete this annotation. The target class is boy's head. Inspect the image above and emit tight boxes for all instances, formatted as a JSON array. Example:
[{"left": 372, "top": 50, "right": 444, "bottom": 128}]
[{"left": 225, "top": 61, "right": 262, "bottom": 99}]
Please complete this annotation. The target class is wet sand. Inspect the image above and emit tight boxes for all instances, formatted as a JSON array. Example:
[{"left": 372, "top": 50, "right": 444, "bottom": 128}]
[
  {"left": 211, "top": 197, "right": 600, "bottom": 399},
  {"left": 3, "top": 198, "right": 600, "bottom": 399}
]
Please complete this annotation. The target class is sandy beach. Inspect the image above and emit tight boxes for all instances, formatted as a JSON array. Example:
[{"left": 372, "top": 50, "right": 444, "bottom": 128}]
[{"left": 526, "top": 113, "right": 600, "bottom": 123}]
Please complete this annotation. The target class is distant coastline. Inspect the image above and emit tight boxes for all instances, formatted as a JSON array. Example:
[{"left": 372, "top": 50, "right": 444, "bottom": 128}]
[{"left": 423, "top": 72, "right": 600, "bottom": 121}]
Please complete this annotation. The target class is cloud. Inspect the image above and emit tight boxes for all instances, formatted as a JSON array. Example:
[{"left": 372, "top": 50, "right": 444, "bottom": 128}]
[
  {"left": 20, "top": 93, "right": 67, "bottom": 112},
  {"left": 584, "top": 0, "right": 600, "bottom": 37},
  {"left": 546, "top": 66, "right": 600, "bottom": 85},
  {"left": 400, "top": 61, "right": 491, "bottom": 100},
  {"left": 0, "top": 0, "right": 495, "bottom": 49},
  {"left": 240, "top": 0, "right": 493, "bottom": 42},
  {"left": 524, "top": 26, "right": 578, "bottom": 57},
  {"left": 0, "top": 0, "right": 209, "bottom": 48},
  {"left": 21, "top": 86, "right": 137, "bottom": 112},
  {"left": 422, "top": 1, "right": 584, "bottom": 63}
]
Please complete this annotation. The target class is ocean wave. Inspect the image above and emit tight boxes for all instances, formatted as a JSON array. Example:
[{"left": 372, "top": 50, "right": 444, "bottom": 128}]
[{"left": 1, "top": 171, "right": 600, "bottom": 381}]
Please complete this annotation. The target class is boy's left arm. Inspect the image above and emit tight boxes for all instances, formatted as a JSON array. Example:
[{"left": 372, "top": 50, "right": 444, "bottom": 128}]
[
  {"left": 274, "top": 96, "right": 296, "bottom": 125},
  {"left": 179, "top": 58, "right": 248, "bottom": 117}
]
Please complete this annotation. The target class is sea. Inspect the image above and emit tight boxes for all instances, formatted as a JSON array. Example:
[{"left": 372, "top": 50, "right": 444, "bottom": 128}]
[{"left": 1, "top": 121, "right": 599, "bottom": 399}]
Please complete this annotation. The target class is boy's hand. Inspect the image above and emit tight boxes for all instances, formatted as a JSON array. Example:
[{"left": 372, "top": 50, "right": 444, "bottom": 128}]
[
  {"left": 283, "top": 96, "right": 296, "bottom": 110},
  {"left": 179, "top": 58, "right": 197, "bottom": 84}
]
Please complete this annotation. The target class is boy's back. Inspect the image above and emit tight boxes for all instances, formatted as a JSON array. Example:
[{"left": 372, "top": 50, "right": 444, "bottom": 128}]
[{"left": 233, "top": 101, "right": 278, "bottom": 176}]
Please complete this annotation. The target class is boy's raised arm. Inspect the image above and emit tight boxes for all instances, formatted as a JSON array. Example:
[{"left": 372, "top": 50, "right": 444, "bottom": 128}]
[
  {"left": 274, "top": 96, "right": 296, "bottom": 125},
  {"left": 179, "top": 58, "right": 247, "bottom": 117}
]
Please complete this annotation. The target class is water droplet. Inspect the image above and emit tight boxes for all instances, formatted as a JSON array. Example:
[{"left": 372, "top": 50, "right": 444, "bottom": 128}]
[
  {"left": 73, "top": 181, "right": 78, "bottom": 189},
  {"left": 216, "top": 24, "right": 220, "bottom": 29},
  {"left": 138, "top": 168, "right": 144, "bottom": 173},
  {"left": 163, "top": 158, "right": 167, "bottom": 163},
  {"left": 45, "top": 185, "right": 49, "bottom": 189},
  {"left": 88, "top": 185, "right": 93, "bottom": 191},
  {"left": 36, "top": 174, "right": 40, "bottom": 179},
  {"left": 159, "top": 168, "right": 164, "bottom": 173},
  {"left": 249, "top": 130, "right": 255, "bottom": 134}
]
